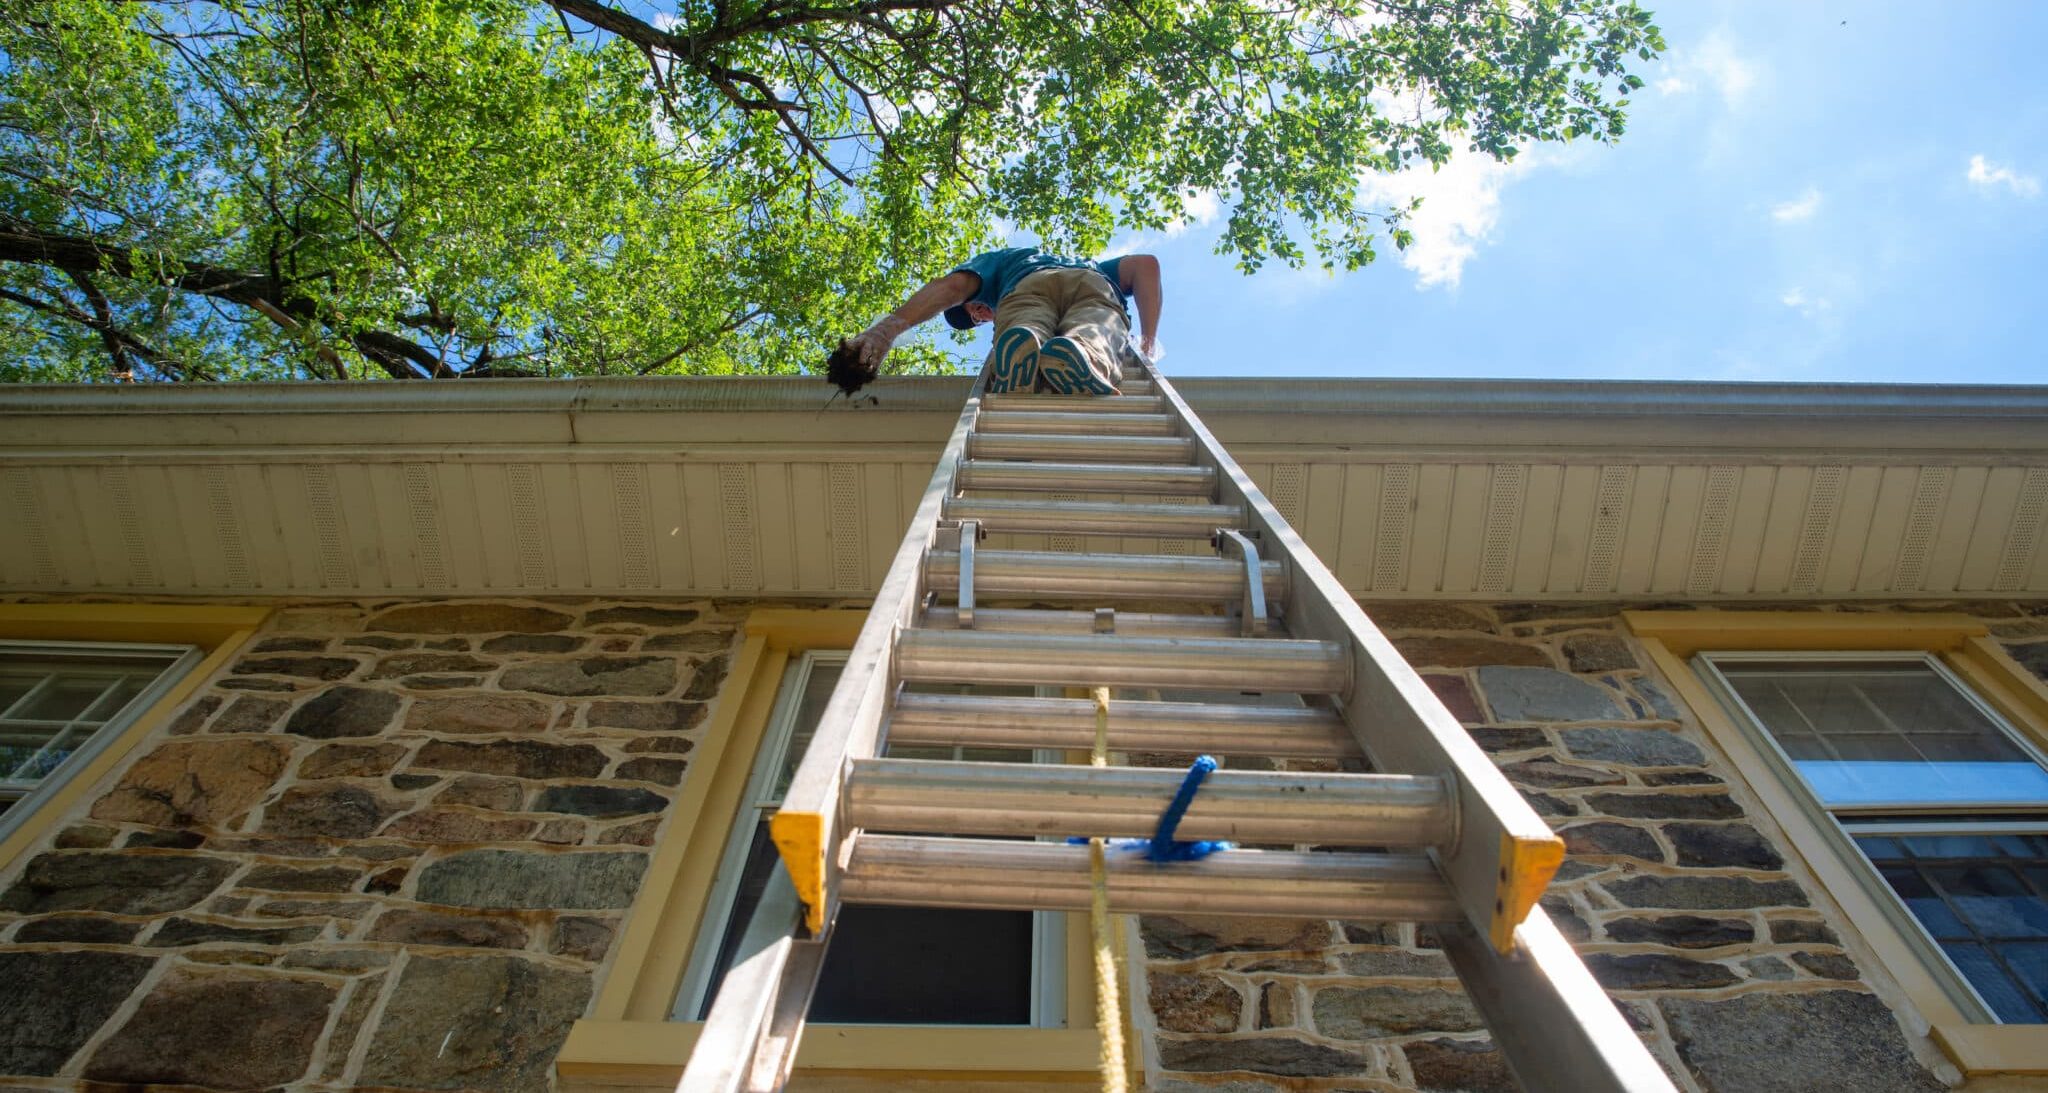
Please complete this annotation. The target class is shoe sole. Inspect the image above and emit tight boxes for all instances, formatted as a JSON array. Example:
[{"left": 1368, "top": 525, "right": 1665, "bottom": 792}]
[
  {"left": 1038, "top": 337, "right": 1119, "bottom": 395},
  {"left": 987, "top": 328, "right": 1040, "bottom": 394}
]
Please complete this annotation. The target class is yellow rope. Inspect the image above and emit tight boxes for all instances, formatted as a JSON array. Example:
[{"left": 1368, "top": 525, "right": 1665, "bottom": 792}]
[{"left": 1088, "top": 686, "right": 1127, "bottom": 1093}]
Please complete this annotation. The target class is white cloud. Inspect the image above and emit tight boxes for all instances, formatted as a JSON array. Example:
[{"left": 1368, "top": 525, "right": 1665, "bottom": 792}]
[
  {"left": 1653, "top": 31, "right": 1758, "bottom": 109},
  {"left": 1770, "top": 187, "right": 1822, "bottom": 222},
  {"left": 1966, "top": 155, "right": 2040, "bottom": 197},
  {"left": 1780, "top": 287, "right": 1831, "bottom": 317},
  {"left": 1167, "top": 191, "right": 1221, "bottom": 237},
  {"left": 1097, "top": 190, "right": 1225, "bottom": 257},
  {"left": 1357, "top": 149, "right": 1542, "bottom": 290}
]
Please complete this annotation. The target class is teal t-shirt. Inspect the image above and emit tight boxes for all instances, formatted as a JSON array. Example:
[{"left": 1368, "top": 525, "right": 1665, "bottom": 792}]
[{"left": 951, "top": 247, "right": 1129, "bottom": 310}]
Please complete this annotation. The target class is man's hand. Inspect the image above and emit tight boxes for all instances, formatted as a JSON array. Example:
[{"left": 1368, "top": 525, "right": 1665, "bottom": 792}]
[
  {"left": 846, "top": 314, "right": 911, "bottom": 369},
  {"left": 827, "top": 269, "right": 979, "bottom": 388}
]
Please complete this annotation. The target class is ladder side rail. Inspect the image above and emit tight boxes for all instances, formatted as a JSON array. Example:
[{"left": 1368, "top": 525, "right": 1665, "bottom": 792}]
[
  {"left": 1440, "top": 913, "right": 1681, "bottom": 1093},
  {"left": 1141, "top": 361, "right": 1562, "bottom": 951},
  {"left": 678, "top": 859, "right": 814, "bottom": 1093},
  {"left": 769, "top": 364, "right": 993, "bottom": 935}
]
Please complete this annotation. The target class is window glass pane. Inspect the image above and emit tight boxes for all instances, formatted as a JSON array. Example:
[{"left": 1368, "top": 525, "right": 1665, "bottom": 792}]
[
  {"left": 1927, "top": 864, "right": 2048, "bottom": 938},
  {"left": 768, "top": 664, "right": 845, "bottom": 799},
  {"left": 810, "top": 905, "right": 1034, "bottom": 1024},
  {"left": 0, "top": 676, "right": 36, "bottom": 717},
  {"left": 1942, "top": 942, "right": 2045, "bottom": 1022},
  {"left": 0, "top": 725, "right": 64, "bottom": 783},
  {"left": 14, "top": 674, "right": 120, "bottom": 722},
  {"left": 1719, "top": 659, "right": 2048, "bottom": 807},
  {"left": 2006, "top": 942, "right": 2048, "bottom": 1014},
  {"left": 83, "top": 676, "right": 150, "bottom": 722},
  {"left": 15, "top": 727, "right": 88, "bottom": 781},
  {"left": 1903, "top": 835, "right": 2003, "bottom": 859},
  {"left": 1873, "top": 862, "right": 1971, "bottom": 939},
  {"left": 1856, "top": 829, "right": 2048, "bottom": 1022}
]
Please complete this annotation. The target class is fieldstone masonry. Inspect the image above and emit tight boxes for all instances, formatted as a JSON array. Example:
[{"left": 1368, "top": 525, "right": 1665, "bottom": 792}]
[
  {"left": 1141, "top": 600, "right": 2048, "bottom": 1093},
  {"left": 0, "top": 598, "right": 741, "bottom": 1092},
  {"left": 2, "top": 595, "right": 2043, "bottom": 1091}
]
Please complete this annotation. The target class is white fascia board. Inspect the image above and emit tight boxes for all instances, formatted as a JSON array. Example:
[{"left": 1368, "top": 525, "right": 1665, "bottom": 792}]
[{"left": 4, "top": 377, "right": 2047, "bottom": 461}]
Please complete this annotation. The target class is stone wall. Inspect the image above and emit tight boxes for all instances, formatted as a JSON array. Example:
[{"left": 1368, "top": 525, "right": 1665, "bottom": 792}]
[
  {"left": 0, "top": 598, "right": 739, "bottom": 1092},
  {"left": 1139, "top": 600, "right": 2048, "bottom": 1093},
  {"left": 4, "top": 595, "right": 2043, "bottom": 1092}
]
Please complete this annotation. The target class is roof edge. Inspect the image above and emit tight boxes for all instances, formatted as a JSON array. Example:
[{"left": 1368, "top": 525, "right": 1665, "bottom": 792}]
[{"left": 3, "top": 375, "right": 2046, "bottom": 419}]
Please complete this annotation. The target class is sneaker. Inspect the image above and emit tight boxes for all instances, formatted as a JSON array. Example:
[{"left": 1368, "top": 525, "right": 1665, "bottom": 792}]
[
  {"left": 1037, "top": 336, "right": 1119, "bottom": 395},
  {"left": 986, "top": 327, "right": 1041, "bottom": 393}
]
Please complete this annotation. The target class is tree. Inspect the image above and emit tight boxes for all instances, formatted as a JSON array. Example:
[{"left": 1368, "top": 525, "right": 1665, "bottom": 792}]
[{"left": 0, "top": 0, "right": 1662, "bottom": 381}]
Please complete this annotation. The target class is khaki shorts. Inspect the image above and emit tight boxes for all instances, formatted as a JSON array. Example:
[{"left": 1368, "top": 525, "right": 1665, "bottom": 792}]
[{"left": 992, "top": 267, "right": 1129, "bottom": 388}]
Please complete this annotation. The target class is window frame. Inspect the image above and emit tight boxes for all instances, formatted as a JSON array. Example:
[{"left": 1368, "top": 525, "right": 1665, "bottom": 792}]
[
  {"left": 1693, "top": 648, "right": 2048, "bottom": 1023},
  {"left": 0, "top": 604, "right": 270, "bottom": 872},
  {"left": 672, "top": 649, "right": 1069, "bottom": 1027},
  {"left": 1626, "top": 609, "right": 2048, "bottom": 1079},
  {"left": 557, "top": 608, "right": 1120, "bottom": 1091},
  {"left": 0, "top": 639, "right": 206, "bottom": 845}
]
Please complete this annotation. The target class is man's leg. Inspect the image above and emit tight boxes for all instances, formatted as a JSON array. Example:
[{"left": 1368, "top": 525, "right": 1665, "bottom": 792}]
[
  {"left": 1037, "top": 270, "right": 1125, "bottom": 395},
  {"left": 988, "top": 276, "right": 1057, "bottom": 394}
]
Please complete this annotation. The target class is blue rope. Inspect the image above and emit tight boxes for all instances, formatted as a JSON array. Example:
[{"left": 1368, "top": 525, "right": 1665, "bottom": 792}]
[{"left": 1071, "top": 755, "right": 1232, "bottom": 861}]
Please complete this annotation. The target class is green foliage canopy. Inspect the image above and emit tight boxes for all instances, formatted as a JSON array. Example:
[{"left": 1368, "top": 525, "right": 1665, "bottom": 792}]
[{"left": 0, "top": 0, "right": 1662, "bottom": 381}]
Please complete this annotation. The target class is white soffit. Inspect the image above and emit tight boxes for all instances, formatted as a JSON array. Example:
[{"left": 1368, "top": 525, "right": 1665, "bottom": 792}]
[{"left": 2, "top": 377, "right": 2045, "bottom": 600}]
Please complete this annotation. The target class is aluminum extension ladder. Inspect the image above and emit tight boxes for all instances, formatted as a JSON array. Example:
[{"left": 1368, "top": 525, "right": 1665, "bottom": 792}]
[{"left": 680, "top": 359, "right": 1676, "bottom": 1092}]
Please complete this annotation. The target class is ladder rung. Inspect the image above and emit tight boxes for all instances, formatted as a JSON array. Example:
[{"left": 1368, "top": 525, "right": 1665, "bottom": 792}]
[
  {"left": 957, "top": 459, "right": 1214, "bottom": 495},
  {"left": 847, "top": 759, "right": 1448, "bottom": 846},
  {"left": 972, "top": 411, "right": 1179, "bottom": 436},
  {"left": 925, "top": 550, "right": 1284, "bottom": 603},
  {"left": 921, "top": 606, "right": 1238, "bottom": 637},
  {"left": 967, "top": 433, "right": 1193, "bottom": 463},
  {"left": 944, "top": 497, "right": 1243, "bottom": 538},
  {"left": 886, "top": 692, "right": 1361, "bottom": 758},
  {"left": 982, "top": 394, "right": 1165, "bottom": 414},
  {"left": 894, "top": 629, "right": 1350, "bottom": 693},
  {"left": 841, "top": 835, "right": 1460, "bottom": 920}
]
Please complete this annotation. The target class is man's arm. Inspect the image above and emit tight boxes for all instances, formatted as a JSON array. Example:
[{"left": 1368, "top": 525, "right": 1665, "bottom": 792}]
[
  {"left": 845, "top": 270, "right": 980, "bottom": 367},
  {"left": 1117, "top": 254, "right": 1162, "bottom": 357}
]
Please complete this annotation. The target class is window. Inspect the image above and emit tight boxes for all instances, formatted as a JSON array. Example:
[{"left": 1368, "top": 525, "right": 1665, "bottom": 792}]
[
  {"left": 1625, "top": 609, "right": 2048, "bottom": 1077},
  {"left": 674, "top": 651, "right": 1067, "bottom": 1026},
  {"left": 1697, "top": 653, "right": 2048, "bottom": 1024},
  {"left": 0, "top": 640, "right": 202, "bottom": 844},
  {"left": 558, "top": 610, "right": 1108, "bottom": 1088}
]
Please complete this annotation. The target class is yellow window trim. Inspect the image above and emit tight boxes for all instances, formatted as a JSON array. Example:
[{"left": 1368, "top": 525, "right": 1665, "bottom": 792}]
[
  {"left": 0, "top": 603, "right": 271, "bottom": 870},
  {"left": 1624, "top": 609, "right": 2048, "bottom": 1078},
  {"left": 560, "top": 608, "right": 1127, "bottom": 1091}
]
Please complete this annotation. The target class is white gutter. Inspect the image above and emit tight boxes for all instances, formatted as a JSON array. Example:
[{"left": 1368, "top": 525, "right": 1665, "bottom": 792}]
[
  {"left": 3, "top": 377, "right": 2045, "bottom": 460},
  {"left": 2, "top": 375, "right": 2045, "bottom": 419}
]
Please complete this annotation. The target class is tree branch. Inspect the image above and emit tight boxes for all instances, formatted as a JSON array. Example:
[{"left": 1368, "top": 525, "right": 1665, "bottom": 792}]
[{"left": 1, "top": 219, "right": 431, "bottom": 379}]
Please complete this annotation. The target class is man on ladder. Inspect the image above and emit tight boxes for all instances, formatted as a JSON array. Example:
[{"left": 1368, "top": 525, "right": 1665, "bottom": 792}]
[
  {"left": 840, "top": 246, "right": 1163, "bottom": 394},
  {"left": 702, "top": 243, "right": 1676, "bottom": 1093}
]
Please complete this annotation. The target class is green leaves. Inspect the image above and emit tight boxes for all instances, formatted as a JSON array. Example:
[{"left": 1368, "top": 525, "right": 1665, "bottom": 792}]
[{"left": 1, "top": 0, "right": 1661, "bottom": 381}]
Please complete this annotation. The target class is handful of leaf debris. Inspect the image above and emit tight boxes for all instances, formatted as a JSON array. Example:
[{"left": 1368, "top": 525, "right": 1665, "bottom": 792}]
[{"left": 824, "top": 337, "right": 878, "bottom": 396}]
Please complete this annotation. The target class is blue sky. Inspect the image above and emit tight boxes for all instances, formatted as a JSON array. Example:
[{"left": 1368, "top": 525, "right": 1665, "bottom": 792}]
[{"left": 952, "top": 2, "right": 2047, "bottom": 385}]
